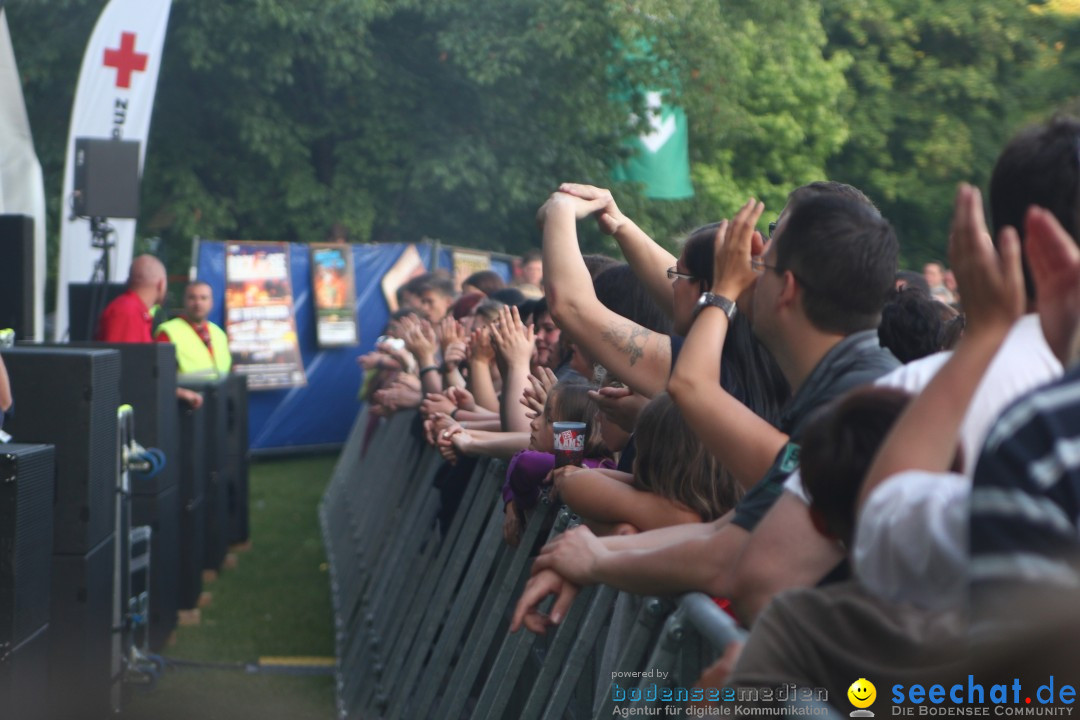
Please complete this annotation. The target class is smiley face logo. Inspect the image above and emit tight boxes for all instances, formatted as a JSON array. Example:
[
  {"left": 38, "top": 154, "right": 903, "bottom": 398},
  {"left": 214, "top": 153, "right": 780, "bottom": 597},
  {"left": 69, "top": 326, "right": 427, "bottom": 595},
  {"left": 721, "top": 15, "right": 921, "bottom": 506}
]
[{"left": 848, "top": 678, "right": 876, "bottom": 717}]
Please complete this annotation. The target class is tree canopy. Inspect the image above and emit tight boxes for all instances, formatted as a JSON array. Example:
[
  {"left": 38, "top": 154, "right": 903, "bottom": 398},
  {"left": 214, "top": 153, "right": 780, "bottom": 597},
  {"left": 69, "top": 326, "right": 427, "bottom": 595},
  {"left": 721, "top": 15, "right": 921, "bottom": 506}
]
[{"left": 8, "top": 0, "right": 1080, "bottom": 291}]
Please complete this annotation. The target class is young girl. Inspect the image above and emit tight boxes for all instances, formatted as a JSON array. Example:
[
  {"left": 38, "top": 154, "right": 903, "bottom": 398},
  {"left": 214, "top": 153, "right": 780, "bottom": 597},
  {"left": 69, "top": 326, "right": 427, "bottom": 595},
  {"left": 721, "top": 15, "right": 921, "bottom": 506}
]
[
  {"left": 554, "top": 392, "right": 738, "bottom": 534},
  {"left": 502, "top": 379, "right": 614, "bottom": 546}
]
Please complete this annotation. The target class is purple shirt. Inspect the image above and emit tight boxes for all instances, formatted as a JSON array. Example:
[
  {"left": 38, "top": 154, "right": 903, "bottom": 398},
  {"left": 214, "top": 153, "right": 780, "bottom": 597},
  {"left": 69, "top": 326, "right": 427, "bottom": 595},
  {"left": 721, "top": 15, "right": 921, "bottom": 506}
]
[{"left": 502, "top": 449, "right": 615, "bottom": 509}]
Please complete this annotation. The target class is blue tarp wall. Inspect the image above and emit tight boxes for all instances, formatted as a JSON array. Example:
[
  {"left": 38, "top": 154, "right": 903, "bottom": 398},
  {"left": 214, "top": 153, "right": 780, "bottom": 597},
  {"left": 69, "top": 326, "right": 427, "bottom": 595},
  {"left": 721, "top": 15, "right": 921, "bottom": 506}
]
[{"left": 196, "top": 241, "right": 513, "bottom": 453}]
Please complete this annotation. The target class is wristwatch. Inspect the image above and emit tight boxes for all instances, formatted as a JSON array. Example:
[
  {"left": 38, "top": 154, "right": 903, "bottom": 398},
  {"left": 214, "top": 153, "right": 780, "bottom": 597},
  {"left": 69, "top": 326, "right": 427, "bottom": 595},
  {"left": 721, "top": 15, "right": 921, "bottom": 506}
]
[{"left": 693, "top": 292, "right": 737, "bottom": 320}]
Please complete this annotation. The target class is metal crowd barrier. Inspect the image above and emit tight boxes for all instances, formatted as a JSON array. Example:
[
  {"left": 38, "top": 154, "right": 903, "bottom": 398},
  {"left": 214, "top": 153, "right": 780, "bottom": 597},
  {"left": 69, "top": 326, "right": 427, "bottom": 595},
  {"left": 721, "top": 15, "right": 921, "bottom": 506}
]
[{"left": 320, "top": 407, "right": 753, "bottom": 720}]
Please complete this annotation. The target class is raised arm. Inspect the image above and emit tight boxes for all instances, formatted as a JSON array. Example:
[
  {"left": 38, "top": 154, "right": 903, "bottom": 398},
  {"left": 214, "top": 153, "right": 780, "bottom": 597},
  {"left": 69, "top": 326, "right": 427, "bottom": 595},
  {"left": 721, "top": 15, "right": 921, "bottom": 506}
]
[
  {"left": 667, "top": 201, "right": 788, "bottom": 490},
  {"left": 539, "top": 192, "right": 672, "bottom": 397},
  {"left": 862, "top": 184, "right": 1024, "bottom": 507},
  {"left": 559, "top": 183, "right": 677, "bottom": 318}
]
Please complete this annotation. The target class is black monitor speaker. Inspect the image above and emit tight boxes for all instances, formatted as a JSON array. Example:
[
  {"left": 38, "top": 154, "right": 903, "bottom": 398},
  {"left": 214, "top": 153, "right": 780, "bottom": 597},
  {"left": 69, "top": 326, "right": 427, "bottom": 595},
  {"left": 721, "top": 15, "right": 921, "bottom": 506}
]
[
  {"left": 49, "top": 534, "right": 116, "bottom": 720},
  {"left": 225, "top": 374, "right": 250, "bottom": 545},
  {"left": 0, "top": 215, "right": 35, "bottom": 341},
  {"left": 67, "top": 282, "right": 126, "bottom": 342},
  {"left": 183, "top": 378, "right": 229, "bottom": 571},
  {"left": 1, "top": 347, "right": 120, "bottom": 554},
  {"left": 73, "top": 138, "right": 140, "bottom": 219},
  {"left": 176, "top": 402, "right": 206, "bottom": 609},
  {"left": 0, "top": 444, "right": 54, "bottom": 648},
  {"left": 0, "top": 623, "right": 50, "bottom": 720},
  {"left": 132, "top": 485, "right": 179, "bottom": 651}
]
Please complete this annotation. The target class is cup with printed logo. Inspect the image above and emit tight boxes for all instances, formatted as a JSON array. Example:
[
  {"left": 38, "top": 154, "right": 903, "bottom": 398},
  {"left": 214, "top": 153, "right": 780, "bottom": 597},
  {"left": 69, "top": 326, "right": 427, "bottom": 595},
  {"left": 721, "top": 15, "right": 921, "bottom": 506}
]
[{"left": 553, "top": 421, "right": 586, "bottom": 468}]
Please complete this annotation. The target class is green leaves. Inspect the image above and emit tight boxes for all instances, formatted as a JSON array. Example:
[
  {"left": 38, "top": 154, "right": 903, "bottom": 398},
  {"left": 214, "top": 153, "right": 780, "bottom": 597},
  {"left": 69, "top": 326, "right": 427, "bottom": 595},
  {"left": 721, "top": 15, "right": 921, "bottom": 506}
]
[{"left": 8, "top": 0, "right": 1080, "bottom": 287}]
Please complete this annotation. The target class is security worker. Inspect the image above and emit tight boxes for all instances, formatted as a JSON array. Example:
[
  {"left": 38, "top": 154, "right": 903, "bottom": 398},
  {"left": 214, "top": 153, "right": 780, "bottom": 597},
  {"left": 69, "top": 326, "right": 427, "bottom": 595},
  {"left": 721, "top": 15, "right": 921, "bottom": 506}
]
[{"left": 156, "top": 281, "right": 232, "bottom": 378}]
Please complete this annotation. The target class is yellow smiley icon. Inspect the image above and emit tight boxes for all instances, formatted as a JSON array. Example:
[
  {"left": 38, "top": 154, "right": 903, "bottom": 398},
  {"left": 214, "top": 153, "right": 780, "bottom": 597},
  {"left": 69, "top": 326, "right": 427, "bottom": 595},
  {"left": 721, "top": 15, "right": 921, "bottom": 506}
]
[{"left": 848, "top": 678, "right": 876, "bottom": 710}]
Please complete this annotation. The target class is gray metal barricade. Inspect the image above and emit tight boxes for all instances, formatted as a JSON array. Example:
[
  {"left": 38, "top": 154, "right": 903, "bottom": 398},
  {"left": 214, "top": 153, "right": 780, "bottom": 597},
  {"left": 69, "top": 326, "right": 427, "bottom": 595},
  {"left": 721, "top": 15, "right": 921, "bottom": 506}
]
[{"left": 320, "top": 405, "right": 782, "bottom": 720}]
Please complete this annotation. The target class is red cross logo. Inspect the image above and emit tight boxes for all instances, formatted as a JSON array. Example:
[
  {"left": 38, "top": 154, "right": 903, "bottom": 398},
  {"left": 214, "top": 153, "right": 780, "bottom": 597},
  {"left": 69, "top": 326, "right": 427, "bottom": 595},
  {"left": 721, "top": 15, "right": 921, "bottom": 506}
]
[{"left": 103, "top": 32, "right": 148, "bottom": 89}]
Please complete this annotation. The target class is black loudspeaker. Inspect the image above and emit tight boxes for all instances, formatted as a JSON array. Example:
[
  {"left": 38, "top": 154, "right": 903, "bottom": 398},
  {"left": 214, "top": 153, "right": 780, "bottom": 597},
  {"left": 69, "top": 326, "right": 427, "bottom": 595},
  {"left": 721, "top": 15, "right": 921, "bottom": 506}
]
[
  {"left": 0, "top": 623, "right": 50, "bottom": 720},
  {"left": 69, "top": 342, "right": 178, "bottom": 496},
  {"left": 132, "top": 485, "right": 179, "bottom": 651},
  {"left": 177, "top": 402, "right": 206, "bottom": 609},
  {"left": 67, "top": 282, "right": 126, "bottom": 342},
  {"left": 0, "top": 215, "right": 35, "bottom": 341},
  {"left": 73, "top": 138, "right": 140, "bottom": 219},
  {"left": 184, "top": 379, "right": 229, "bottom": 572},
  {"left": 225, "top": 374, "right": 250, "bottom": 545},
  {"left": 2, "top": 348, "right": 120, "bottom": 555},
  {"left": 0, "top": 444, "right": 55, "bottom": 648},
  {"left": 50, "top": 533, "right": 116, "bottom": 720}
]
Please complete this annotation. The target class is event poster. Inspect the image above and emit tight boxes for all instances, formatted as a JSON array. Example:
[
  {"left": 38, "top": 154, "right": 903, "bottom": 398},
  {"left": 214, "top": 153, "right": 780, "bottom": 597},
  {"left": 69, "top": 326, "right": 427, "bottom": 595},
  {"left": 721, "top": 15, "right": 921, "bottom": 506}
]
[
  {"left": 224, "top": 241, "right": 307, "bottom": 390},
  {"left": 310, "top": 244, "right": 358, "bottom": 347},
  {"left": 451, "top": 248, "right": 491, "bottom": 290}
]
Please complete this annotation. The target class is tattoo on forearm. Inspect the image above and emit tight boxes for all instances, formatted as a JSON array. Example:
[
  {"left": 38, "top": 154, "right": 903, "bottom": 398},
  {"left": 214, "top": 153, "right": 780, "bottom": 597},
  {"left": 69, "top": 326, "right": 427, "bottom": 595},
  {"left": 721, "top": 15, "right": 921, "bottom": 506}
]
[{"left": 601, "top": 323, "right": 652, "bottom": 366}]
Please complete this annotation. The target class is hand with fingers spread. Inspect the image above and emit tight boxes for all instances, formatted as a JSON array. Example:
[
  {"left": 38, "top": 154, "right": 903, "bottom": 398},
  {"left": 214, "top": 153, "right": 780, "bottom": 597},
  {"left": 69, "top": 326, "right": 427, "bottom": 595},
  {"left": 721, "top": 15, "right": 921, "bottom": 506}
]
[
  {"left": 510, "top": 568, "right": 581, "bottom": 634},
  {"left": 948, "top": 184, "right": 1025, "bottom": 340},
  {"left": 402, "top": 317, "right": 438, "bottom": 366},
  {"left": 713, "top": 199, "right": 766, "bottom": 300},
  {"left": 490, "top": 304, "right": 536, "bottom": 369},
  {"left": 468, "top": 327, "right": 496, "bottom": 366},
  {"left": 1024, "top": 205, "right": 1080, "bottom": 364},
  {"left": 437, "top": 316, "right": 467, "bottom": 355},
  {"left": 444, "top": 341, "right": 468, "bottom": 370},
  {"left": 520, "top": 377, "right": 546, "bottom": 416},
  {"left": 557, "top": 183, "right": 627, "bottom": 236}
]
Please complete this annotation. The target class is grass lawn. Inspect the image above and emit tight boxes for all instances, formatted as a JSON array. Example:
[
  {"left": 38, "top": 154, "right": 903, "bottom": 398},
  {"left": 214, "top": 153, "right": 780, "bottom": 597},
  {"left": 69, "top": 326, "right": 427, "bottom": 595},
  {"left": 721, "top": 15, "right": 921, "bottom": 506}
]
[{"left": 120, "top": 455, "right": 339, "bottom": 720}]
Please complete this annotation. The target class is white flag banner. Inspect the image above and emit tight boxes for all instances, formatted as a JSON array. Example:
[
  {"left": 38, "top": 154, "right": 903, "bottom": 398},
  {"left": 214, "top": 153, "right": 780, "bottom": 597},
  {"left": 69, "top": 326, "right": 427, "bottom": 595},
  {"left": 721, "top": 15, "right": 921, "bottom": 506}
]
[
  {"left": 54, "top": 0, "right": 172, "bottom": 340},
  {"left": 0, "top": 8, "right": 47, "bottom": 340}
]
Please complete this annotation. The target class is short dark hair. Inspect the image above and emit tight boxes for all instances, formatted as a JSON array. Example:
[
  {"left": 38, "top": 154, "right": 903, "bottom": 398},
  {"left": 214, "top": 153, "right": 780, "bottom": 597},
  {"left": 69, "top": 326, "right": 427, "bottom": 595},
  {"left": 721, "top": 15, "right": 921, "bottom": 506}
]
[
  {"left": 787, "top": 181, "right": 880, "bottom": 217},
  {"left": 800, "top": 386, "right": 912, "bottom": 547},
  {"left": 522, "top": 249, "right": 543, "bottom": 265},
  {"left": 893, "top": 270, "right": 931, "bottom": 296},
  {"left": 407, "top": 272, "right": 456, "bottom": 299},
  {"left": 463, "top": 270, "right": 505, "bottom": 296},
  {"left": 878, "top": 287, "right": 945, "bottom": 363},
  {"left": 592, "top": 264, "right": 672, "bottom": 334},
  {"left": 775, "top": 194, "right": 898, "bottom": 335},
  {"left": 488, "top": 287, "right": 525, "bottom": 307},
  {"left": 990, "top": 116, "right": 1080, "bottom": 300}
]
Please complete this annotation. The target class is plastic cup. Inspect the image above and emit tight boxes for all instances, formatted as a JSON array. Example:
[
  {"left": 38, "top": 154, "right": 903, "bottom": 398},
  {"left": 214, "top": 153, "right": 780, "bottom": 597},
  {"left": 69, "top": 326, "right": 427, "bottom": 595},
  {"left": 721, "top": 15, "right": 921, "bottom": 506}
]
[{"left": 553, "top": 421, "right": 586, "bottom": 468}]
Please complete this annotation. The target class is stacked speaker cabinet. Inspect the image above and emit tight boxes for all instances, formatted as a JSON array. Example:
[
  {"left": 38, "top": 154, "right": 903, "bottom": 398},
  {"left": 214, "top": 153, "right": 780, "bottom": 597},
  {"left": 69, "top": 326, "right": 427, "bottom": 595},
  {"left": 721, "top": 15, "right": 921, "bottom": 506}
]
[
  {"left": 78, "top": 342, "right": 179, "bottom": 651},
  {"left": 184, "top": 378, "right": 229, "bottom": 573},
  {"left": 0, "top": 444, "right": 55, "bottom": 720},
  {"left": 176, "top": 396, "right": 207, "bottom": 610},
  {"left": 224, "top": 374, "right": 250, "bottom": 545},
  {"left": 21, "top": 341, "right": 182, "bottom": 651},
  {"left": 1, "top": 347, "right": 121, "bottom": 720}
]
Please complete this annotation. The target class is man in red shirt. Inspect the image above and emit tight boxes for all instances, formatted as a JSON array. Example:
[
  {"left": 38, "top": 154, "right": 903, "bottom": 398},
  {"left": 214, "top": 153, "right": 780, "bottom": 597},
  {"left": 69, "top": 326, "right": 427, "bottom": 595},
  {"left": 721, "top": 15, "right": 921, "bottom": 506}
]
[
  {"left": 96, "top": 254, "right": 202, "bottom": 407},
  {"left": 96, "top": 254, "right": 167, "bottom": 343}
]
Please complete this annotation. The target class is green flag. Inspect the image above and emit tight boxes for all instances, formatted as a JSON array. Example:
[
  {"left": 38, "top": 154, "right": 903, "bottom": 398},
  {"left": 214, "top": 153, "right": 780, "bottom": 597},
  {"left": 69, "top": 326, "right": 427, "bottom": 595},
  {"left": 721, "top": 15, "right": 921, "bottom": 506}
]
[{"left": 613, "top": 90, "right": 693, "bottom": 200}]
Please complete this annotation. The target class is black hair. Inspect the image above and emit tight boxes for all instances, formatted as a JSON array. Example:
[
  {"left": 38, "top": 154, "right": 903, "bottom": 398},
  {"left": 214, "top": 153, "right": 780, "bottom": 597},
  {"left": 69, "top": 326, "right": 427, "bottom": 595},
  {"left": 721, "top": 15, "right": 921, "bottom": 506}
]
[
  {"left": 488, "top": 287, "right": 526, "bottom": 306},
  {"left": 582, "top": 253, "right": 620, "bottom": 280},
  {"left": 878, "top": 287, "right": 946, "bottom": 363},
  {"left": 522, "top": 249, "right": 543, "bottom": 264},
  {"left": 990, "top": 115, "right": 1080, "bottom": 301},
  {"left": 800, "top": 386, "right": 912, "bottom": 547},
  {"left": 892, "top": 270, "right": 931, "bottom": 297},
  {"left": 592, "top": 264, "right": 673, "bottom": 334},
  {"left": 681, "top": 222, "right": 790, "bottom": 426},
  {"left": 787, "top": 180, "right": 881, "bottom": 217},
  {"left": 775, "top": 194, "right": 898, "bottom": 335},
  {"left": 681, "top": 222, "right": 723, "bottom": 291},
  {"left": 463, "top": 270, "right": 505, "bottom": 296}
]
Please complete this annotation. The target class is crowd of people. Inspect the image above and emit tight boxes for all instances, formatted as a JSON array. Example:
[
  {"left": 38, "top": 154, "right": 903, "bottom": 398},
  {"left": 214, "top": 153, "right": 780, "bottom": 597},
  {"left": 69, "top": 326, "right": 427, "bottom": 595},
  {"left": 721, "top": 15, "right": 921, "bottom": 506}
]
[{"left": 358, "top": 115, "right": 1080, "bottom": 705}]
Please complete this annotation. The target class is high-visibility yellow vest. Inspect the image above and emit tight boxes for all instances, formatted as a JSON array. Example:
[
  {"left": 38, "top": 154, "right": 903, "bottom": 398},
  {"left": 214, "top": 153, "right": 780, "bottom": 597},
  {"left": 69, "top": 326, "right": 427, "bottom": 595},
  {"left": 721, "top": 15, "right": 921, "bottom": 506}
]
[{"left": 157, "top": 318, "right": 232, "bottom": 378}]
